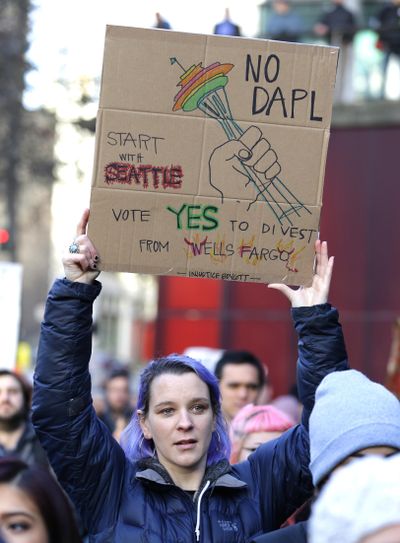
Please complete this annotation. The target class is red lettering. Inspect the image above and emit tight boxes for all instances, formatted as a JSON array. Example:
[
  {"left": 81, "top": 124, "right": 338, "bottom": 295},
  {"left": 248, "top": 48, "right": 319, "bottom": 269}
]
[
  {"left": 104, "top": 162, "right": 183, "bottom": 189},
  {"left": 238, "top": 244, "right": 252, "bottom": 258}
]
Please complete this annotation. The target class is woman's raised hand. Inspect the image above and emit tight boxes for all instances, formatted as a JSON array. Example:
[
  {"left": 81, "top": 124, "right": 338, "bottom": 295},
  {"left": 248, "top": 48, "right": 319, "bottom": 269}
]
[
  {"left": 268, "top": 240, "right": 334, "bottom": 307},
  {"left": 62, "top": 209, "right": 100, "bottom": 284}
]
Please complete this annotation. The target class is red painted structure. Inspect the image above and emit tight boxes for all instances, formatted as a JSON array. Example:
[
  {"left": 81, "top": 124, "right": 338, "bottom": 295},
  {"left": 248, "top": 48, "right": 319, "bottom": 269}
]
[{"left": 154, "top": 126, "right": 400, "bottom": 396}]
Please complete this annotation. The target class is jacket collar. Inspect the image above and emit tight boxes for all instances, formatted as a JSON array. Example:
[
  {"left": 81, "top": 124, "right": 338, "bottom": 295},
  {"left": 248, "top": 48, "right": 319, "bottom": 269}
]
[{"left": 136, "top": 457, "right": 247, "bottom": 491}]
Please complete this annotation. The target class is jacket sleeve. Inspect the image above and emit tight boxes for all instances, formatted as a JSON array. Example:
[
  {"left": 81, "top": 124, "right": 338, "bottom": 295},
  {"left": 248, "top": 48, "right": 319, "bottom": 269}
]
[
  {"left": 235, "top": 303, "right": 349, "bottom": 531},
  {"left": 250, "top": 521, "right": 308, "bottom": 542},
  {"left": 293, "top": 303, "right": 349, "bottom": 429},
  {"left": 32, "top": 278, "right": 126, "bottom": 534}
]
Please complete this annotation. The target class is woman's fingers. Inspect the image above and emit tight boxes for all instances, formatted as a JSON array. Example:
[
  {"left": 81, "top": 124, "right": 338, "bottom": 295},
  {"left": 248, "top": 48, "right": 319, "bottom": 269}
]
[
  {"left": 267, "top": 241, "right": 334, "bottom": 307},
  {"left": 72, "top": 209, "right": 99, "bottom": 267},
  {"left": 314, "top": 254, "right": 334, "bottom": 303},
  {"left": 314, "top": 239, "right": 322, "bottom": 277},
  {"left": 324, "top": 256, "right": 334, "bottom": 288},
  {"left": 64, "top": 241, "right": 97, "bottom": 273},
  {"left": 76, "top": 208, "right": 90, "bottom": 237},
  {"left": 318, "top": 243, "right": 332, "bottom": 283},
  {"left": 63, "top": 252, "right": 90, "bottom": 270},
  {"left": 315, "top": 240, "right": 329, "bottom": 278},
  {"left": 75, "top": 240, "right": 98, "bottom": 268},
  {"left": 268, "top": 283, "right": 294, "bottom": 302}
]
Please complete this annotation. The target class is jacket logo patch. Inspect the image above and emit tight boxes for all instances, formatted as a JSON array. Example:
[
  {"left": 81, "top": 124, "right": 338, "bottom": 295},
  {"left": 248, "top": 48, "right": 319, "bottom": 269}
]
[{"left": 218, "top": 520, "right": 238, "bottom": 532}]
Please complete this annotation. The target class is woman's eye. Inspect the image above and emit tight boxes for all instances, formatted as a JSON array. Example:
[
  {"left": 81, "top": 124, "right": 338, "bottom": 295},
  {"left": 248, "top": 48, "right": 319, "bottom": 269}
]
[
  {"left": 161, "top": 408, "right": 174, "bottom": 416},
  {"left": 192, "top": 404, "right": 206, "bottom": 413},
  {"left": 7, "top": 521, "right": 31, "bottom": 533}
]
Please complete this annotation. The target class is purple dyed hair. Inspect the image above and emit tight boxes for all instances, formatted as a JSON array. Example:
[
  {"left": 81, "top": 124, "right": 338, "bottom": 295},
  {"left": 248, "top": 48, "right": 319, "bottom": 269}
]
[{"left": 120, "top": 355, "right": 231, "bottom": 465}]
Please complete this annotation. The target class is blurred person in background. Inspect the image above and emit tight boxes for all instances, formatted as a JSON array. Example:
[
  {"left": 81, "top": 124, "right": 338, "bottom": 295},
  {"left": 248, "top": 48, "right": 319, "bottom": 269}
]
[
  {"left": 32, "top": 209, "right": 349, "bottom": 541},
  {"left": 99, "top": 367, "right": 134, "bottom": 442},
  {"left": 309, "top": 453, "right": 400, "bottom": 543},
  {"left": 214, "top": 350, "right": 272, "bottom": 425},
  {"left": 376, "top": 0, "right": 400, "bottom": 99},
  {"left": 154, "top": 12, "right": 171, "bottom": 30},
  {"left": 230, "top": 403, "right": 295, "bottom": 462},
  {"left": 314, "top": 0, "right": 357, "bottom": 103},
  {"left": 213, "top": 8, "right": 242, "bottom": 36},
  {"left": 0, "top": 370, "right": 48, "bottom": 468},
  {"left": 251, "top": 370, "right": 400, "bottom": 542},
  {"left": 271, "top": 383, "right": 302, "bottom": 424},
  {"left": 265, "top": 0, "right": 305, "bottom": 43},
  {"left": 0, "top": 457, "right": 81, "bottom": 543},
  {"left": 183, "top": 346, "right": 225, "bottom": 374},
  {"left": 385, "top": 316, "right": 400, "bottom": 398}
]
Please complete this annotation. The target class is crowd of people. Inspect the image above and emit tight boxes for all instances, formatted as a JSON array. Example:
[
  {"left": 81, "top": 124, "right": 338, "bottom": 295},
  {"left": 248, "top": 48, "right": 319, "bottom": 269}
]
[
  {"left": 0, "top": 3, "right": 398, "bottom": 543},
  {"left": 154, "top": 2, "right": 400, "bottom": 103},
  {"left": 0, "top": 208, "right": 398, "bottom": 541}
]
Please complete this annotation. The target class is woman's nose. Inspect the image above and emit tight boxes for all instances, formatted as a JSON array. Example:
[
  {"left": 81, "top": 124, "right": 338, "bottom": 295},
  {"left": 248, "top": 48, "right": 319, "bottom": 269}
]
[{"left": 177, "top": 410, "right": 193, "bottom": 430}]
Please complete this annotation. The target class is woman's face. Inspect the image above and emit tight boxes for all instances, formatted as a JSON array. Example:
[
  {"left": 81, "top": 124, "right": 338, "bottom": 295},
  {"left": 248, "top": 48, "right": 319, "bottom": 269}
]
[
  {"left": 360, "top": 524, "right": 400, "bottom": 543},
  {"left": 139, "top": 372, "right": 215, "bottom": 485},
  {"left": 0, "top": 484, "right": 48, "bottom": 543},
  {"left": 239, "top": 430, "right": 283, "bottom": 461}
]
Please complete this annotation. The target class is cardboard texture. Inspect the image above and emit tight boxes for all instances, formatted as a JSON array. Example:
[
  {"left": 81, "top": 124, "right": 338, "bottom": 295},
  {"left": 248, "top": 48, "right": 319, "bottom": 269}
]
[{"left": 88, "top": 26, "right": 338, "bottom": 285}]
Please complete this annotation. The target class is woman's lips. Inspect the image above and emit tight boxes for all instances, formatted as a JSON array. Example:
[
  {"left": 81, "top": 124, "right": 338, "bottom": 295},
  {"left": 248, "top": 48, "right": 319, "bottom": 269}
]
[{"left": 174, "top": 439, "right": 197, "bottom": 450}]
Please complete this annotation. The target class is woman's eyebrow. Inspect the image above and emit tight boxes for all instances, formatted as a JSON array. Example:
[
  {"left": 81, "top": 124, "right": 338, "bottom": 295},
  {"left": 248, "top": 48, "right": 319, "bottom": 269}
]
[
  {"left": 153, "top": 400, "right": 176, "bottom": 409},
  {"left": 1, "top": 511, "right": 35, "bottom": 519},
  {"left": 153, "top": 397, "right": 210, "bottom": 409}
]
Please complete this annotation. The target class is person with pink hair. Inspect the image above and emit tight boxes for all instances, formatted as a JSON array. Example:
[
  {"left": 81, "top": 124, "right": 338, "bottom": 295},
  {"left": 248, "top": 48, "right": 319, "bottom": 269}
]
[{"left": 230, "top": 404, "right": 295, "bottom": 463}]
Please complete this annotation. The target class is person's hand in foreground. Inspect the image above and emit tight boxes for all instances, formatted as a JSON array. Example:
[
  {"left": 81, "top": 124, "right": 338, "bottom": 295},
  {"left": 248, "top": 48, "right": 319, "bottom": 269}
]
[
  {"left": 62, "top": 208, "right": 100, "bottom": 284},
  {"left": 268, "top": 240, "right": 334, "bottom": 307}
]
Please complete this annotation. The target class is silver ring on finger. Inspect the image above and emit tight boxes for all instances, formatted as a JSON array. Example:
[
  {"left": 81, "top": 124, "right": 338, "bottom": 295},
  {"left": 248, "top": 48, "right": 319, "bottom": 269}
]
[{"left": 68, "top": 241, "right": 80, "bottom": 254}]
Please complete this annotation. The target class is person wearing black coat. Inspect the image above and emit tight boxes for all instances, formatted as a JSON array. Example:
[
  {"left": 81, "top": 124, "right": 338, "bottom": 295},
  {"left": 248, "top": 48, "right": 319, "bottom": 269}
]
[
  {"left": 376, "top": 0, "right": 400, "bottom": 97},
  {"left": 314, "top": 0, "right": 357, "bottom": 103},
  {"left": 32, "top": 209, "right": 349, "bottom": 542}
]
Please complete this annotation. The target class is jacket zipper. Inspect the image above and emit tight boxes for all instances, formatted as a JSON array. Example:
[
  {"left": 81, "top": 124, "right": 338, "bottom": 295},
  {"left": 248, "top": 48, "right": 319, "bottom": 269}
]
[{"left": 194, "top": 480, "right": 211, "bottom": 542}]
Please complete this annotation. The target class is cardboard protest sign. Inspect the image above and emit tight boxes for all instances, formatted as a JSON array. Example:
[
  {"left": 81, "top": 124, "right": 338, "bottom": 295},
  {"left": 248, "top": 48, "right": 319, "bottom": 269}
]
[{"left": 88, "top": 26, "right": 338, "bottom": 285}]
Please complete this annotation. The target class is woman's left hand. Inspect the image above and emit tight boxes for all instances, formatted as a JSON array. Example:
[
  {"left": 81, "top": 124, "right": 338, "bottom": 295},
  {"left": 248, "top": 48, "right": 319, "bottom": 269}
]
[{"left": 268, "top": 240, "right": 334, "bottom": 307}]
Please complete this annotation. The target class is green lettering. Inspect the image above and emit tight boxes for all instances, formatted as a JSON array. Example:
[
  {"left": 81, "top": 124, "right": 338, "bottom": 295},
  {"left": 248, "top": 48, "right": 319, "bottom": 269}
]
[
  {"left": 166, "top": 204, "right": 187, "bottom": 229},
  {"left": 202, "top": 205, "right": 219, "bottom": 231},
  {"left": 187, "top": 205, "right": 202, "bottom": 229}
]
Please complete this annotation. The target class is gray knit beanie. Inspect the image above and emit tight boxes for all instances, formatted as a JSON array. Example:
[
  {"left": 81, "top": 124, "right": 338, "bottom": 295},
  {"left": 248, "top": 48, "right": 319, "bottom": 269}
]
[{"left": 309, "top": 369, "right": 400, "bottom": 486}]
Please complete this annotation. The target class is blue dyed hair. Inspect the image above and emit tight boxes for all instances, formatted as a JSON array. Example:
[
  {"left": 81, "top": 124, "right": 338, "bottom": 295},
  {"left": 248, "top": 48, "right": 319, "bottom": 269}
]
[{"left": 121, "top": 355, "right": 231, "bottom": 465}]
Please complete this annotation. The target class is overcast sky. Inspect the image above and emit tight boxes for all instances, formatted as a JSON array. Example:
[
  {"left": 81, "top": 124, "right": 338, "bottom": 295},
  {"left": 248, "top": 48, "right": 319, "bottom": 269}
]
[{"left": 25, "top": 0, "right": 262, "bottom": 109}]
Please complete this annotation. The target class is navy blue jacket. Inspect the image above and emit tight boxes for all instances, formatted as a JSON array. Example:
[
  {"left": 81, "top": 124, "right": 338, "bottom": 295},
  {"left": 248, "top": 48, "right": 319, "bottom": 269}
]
[
  {"left": 251, "top": 522, "right": 308, "bottom": 542},
  {"left": 32, "top": 279, "right": 348, "bottom": 543}
]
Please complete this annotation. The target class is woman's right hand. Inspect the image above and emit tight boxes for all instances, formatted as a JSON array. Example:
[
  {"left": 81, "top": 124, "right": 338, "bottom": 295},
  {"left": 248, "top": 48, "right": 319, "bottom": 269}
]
[{"left": 62, "top": 209, "right": 100, "bottom": 284}]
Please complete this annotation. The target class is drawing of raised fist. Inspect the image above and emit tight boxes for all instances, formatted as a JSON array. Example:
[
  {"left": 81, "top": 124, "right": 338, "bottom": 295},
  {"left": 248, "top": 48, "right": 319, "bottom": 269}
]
[{"left": 208, "top": 125, "right": 281, "bottom": 203}]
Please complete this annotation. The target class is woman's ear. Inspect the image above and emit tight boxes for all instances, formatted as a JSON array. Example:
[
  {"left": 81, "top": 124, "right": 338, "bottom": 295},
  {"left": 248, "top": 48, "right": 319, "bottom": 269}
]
[{"left": 137, "top": 409, "right": 152, "bottom": 440}]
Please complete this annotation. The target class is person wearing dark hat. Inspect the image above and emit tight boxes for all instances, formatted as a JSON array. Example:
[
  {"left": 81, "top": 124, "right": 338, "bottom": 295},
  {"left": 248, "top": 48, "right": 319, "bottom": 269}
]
[
  {"left": 250, "top": 369, "right": 400, "bottom": 542},
  {"left": 376, "top": 0, "right": 400, "bottom": 99}
]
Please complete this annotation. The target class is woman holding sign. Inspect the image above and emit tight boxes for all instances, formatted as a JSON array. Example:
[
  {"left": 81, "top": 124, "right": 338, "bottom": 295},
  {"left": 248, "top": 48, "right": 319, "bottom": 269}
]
[{"left": 32, "top": 209, "right": 347, "bottom": 542}]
